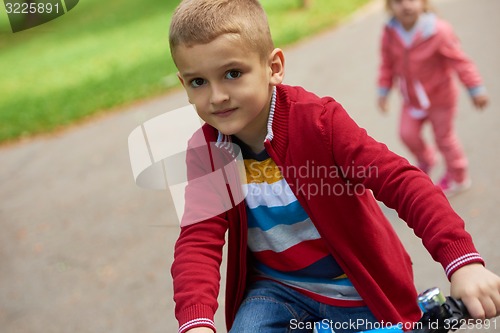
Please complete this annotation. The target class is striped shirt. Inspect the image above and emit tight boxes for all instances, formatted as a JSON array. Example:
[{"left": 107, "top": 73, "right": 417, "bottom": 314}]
[{"left": 232, "top": 135, "right": 363, "bottom": 307}]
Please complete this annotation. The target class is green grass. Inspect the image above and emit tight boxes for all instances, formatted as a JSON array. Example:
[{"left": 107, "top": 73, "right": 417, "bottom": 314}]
[{"left": 0, "top": 0, "right": 371, "bottom": 143}]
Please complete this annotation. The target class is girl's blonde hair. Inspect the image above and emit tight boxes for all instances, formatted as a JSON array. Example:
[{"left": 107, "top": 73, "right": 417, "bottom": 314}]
[
  {"left": 385, "top": 0, "right": 432, "bottom": 13},
  {"left": 169, "top": 0, "right": 274, "bottom": 62}
]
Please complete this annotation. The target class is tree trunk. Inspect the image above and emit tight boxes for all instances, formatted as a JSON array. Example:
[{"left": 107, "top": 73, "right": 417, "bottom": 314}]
[{"left": 300, "top": 0, "right": 312, "bottom": 8}]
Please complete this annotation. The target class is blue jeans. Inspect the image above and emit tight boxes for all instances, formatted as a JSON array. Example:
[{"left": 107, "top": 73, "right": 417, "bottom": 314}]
[{"left": 229, "top": 280, "right": 378, "bottom": 333}]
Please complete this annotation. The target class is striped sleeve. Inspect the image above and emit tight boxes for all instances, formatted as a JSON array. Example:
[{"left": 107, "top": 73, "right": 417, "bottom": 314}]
[
  {"left": 179, "top": 318, "right": 216, "bottom": 333},
  {"left": 445, "top": 253, "right": 484, "bottom": 278}
]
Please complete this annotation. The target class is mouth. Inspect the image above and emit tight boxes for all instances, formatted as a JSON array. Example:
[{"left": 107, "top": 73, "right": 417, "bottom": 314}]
[
  {"left": 402, "top": 10, "right": 415, "bottom": 16},
  {"left": 212, "top": 108, "right": 237, "bottom": 117}
]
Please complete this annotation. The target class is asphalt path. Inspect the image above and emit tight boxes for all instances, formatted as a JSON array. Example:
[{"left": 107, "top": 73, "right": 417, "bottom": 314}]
[{"left": 1, "top": 0, "right": 499, "bottom": 332}]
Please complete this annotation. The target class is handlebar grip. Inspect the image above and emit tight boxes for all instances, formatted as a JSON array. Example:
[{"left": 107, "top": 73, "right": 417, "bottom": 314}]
[
  {"left": 451, "top": 298, "right": 468, "bottom": 317},
  {"left": 443, "top": 297, "right": 469, "bottom": 329},
  {"left": 412, "top": 291, "right": 469, "bottom": 333}
]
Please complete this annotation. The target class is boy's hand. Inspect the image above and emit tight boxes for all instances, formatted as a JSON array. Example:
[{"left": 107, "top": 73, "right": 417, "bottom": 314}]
[
  {"left": 450, "top": 263, "right": 500, "bottom": 319},
  {"left": 378, "top": 96, "right": 389, "bottom": 113},
  {"left": 185, "top": 328, "right": 215, "bottom": 333},
  {"left": 472, "top": 93, "right": 489, "bottom": 110}
]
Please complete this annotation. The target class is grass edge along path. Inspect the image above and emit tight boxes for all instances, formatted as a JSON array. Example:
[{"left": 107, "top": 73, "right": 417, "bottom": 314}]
[{"left": 0, "top": 0, "right": 373, "bottom": 144}]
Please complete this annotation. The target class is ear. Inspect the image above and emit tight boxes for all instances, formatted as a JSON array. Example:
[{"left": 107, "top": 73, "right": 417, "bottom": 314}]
[
  {"left": 177, "top": 72, "right": 186, "bottom": 87},
  {"left": 176, "top": 73, "right": 193, "bottom": 104},
  {"left": 268, "top": 48, "right": 285, "bottom": 86}
]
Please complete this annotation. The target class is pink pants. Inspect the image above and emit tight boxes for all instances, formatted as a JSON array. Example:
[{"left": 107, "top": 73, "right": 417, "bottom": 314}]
[{"left": 399, "top": 105, "right": 468, "bottom": 182}]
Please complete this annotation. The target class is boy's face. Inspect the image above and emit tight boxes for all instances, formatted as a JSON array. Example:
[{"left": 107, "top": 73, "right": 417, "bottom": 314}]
[
  {"left": 389, "top": 0, "right": 425, "bottom": 30},
  {"left": 175, "top": 34, "right": 283, "bottom": 144}
]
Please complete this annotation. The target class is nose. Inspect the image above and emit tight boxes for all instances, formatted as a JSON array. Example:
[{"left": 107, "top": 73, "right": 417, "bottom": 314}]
[{"left": 209, "top": 83, "right": 229, "bottom": 105}]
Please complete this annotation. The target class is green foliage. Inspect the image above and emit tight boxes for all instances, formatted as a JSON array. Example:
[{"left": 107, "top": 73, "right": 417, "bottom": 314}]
[{"left": 0, "top": 0, "right": 370, "bottom": 143}]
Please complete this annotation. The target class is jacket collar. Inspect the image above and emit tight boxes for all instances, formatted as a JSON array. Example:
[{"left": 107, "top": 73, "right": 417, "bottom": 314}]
[{"left": 387, "top": 12, "right": 437, "bottom": 43}]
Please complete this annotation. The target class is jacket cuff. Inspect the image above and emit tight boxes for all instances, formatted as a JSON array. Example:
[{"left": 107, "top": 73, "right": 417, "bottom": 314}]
[
  {"left": 436, "top": 238, "right": 485, "bottom": 279},
  {"left": 178, "top": 304, "right": 216, "bottom": 333},
  {"left": 378, "top": 86, "right": 390, "bottom": 97},
  {"left": 468, "top": 85, "right": 486, "bottom": 97}
]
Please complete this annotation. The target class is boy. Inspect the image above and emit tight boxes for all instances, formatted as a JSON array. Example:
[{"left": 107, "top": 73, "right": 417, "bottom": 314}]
[{"left": 169, "top": 0, "right": 500, "bottom": 332}]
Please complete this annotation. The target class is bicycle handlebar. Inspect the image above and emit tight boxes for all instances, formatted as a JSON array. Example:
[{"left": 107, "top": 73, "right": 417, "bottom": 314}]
[
  {"left": 410, "top": 288, "right": 469, "bottom": 333},
  {"left": 314, "top": 288, "right": 470, "bottom": 333}
]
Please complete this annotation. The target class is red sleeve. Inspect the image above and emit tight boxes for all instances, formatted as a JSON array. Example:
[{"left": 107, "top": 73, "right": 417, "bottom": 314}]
[
  {"left": 172, "top": 218, "right": 225, "bottom": 333},
  {"left": 377, "top": 27, "right": 395, "bottom": 95},
  {"left": 171, "top": 127, "right": 232, "bottom": 333},
  {"left": 437, "top": 21, "right": 483, "bottom": 90},
  {"left": 325, "top": 101, "right": 484, "bottom": 278}
]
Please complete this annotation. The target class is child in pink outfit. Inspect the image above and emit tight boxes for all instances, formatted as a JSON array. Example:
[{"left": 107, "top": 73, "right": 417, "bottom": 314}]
[{"left": 377, "top": 0, "right": 489, "bottom": 196}]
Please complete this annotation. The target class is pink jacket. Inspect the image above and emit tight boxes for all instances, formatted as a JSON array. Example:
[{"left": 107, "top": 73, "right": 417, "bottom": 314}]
[
  {"left": 378, "top": 13, "right": 484, "bottom": 110},
  {"left": 172, "top": 84, "right": 484, "bottom": 333}
]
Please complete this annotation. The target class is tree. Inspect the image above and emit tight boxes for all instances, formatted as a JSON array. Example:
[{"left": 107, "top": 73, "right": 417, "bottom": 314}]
[{"left": 299, "top": 0, "right": 312, "bottom": 8}]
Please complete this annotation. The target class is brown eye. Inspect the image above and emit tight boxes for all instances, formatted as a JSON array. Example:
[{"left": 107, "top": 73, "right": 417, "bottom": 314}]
[{"left": 190, "top": 78, "right": 206, "bottom": 88}]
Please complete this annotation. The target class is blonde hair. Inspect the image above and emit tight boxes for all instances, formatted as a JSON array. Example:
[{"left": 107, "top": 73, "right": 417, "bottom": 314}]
[
  {"left": 385, "top": 0, "right": 432, "bottom": 13},
  {"left": 169, "top": 0, "right": 274, "bottom": 62}
]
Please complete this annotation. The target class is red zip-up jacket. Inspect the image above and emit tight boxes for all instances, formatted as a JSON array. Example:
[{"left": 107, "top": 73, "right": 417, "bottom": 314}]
[
  {"left": 172, "top": 84, "right": 484, "bottom": 333},
  {"left": 377, "top": 14, "right": 484, "bottom": 110}
]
